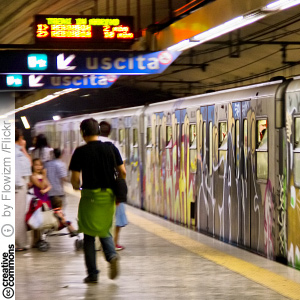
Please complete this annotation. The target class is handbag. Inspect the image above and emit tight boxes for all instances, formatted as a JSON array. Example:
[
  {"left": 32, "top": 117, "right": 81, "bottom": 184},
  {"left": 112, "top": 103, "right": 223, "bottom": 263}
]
[{"left": 109, "top": 144, "right": 128, "bottom": 203}]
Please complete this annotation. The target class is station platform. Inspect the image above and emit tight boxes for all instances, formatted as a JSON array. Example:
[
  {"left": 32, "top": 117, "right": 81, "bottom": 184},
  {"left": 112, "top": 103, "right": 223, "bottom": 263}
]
[{"left": 16, "top": 187, "right": 300, "bottom": 300}]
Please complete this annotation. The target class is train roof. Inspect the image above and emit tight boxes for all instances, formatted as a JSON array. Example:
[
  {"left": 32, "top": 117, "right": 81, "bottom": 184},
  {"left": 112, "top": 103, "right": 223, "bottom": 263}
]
[
  {"left": 35, "top": 105, "right": 145, "bottom": 127},
  {"left": 144, "top": 80, "right": 283, "bottom": 114}
]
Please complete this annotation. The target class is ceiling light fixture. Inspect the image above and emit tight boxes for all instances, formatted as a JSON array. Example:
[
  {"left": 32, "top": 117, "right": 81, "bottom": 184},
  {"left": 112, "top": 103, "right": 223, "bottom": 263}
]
[
  {"left": 263, "top": 0, "right": 300, "bottom": 11},
  {"left": 53, "top": 115, "right": 61, "bottom": 121},
  {"left": 21, "top": 116, "right": 30, "bottom": 129}
]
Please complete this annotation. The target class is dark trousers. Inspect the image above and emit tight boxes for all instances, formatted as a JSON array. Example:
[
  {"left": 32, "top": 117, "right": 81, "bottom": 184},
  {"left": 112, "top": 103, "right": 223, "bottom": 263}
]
[{"left": 84, "top": 233, "right": 117, "bottom": 276}]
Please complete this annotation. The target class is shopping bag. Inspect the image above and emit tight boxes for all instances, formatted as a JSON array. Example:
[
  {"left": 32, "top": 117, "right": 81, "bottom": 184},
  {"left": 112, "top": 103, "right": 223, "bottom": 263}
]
[{"left": 27, "top": 206, "right": 43, "bottom": 229}]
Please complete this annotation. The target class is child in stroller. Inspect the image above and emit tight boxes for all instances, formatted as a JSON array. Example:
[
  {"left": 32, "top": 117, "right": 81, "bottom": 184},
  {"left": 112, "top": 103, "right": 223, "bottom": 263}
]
[{"left": 51, "top": 196, "right": 78, "bottom": 237}]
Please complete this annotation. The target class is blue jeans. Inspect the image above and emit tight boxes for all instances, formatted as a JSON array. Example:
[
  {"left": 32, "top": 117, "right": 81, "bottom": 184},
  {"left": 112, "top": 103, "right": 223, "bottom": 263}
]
[{"left": 83, "top": 233, "right": 117, "bottom": 277}]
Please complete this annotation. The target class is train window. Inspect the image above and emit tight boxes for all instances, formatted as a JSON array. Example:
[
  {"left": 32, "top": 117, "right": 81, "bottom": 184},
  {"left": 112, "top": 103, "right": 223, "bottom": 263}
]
[
  {"left": 133, "top": 128, "right": 138, "bottom": 161},
  {"left": 236, "top": 120, "right": 240, "bottom": 169},
  {"left": 147, "top": 127, "right": 152, "bottom": 147},
  {"left": 119, "top": 129, "right": 124, "bottom": 145},
  {"left": 125, "top": 128, "right": 130, "bottom": 161},
  {"left": 209, "top": 122, "right": 213, "bottom": 176},
  {"left": 218, "top": 122, "right": 228, "bottom": 176},
  {"left": 202, "top": 122, "right": 206, "bottom": 160},
  {"left": 70, "top": 130, "right": 75, "bottom": 152},
  {"left": 175, "top": 123, "right": 179, "bottom": 167},
  {"left": 295, "top": 117, "right": 300, "bottom": 146},
  {"left": 118, "top": 128, "right": 125, "bottom": 160},
  {"left": 57, "top": 131, "right": 61, "bottom": 148},
  {"left": 189, "top": 124, "right": 197, "bottom": 173},
  {"left": 219, "top": 122, "right": 227, "bottom": 146},
  {"left": 243, "top": 120, "right": 248, "bottom": 178},
  {"left": 256, "top": 119, "right": 268, "bottom": 180},
  {"left": 189, "top": 124, "right": 196, "bottom": 148},
  {"left": 110, "top": 128, "right": 117, "bottom": 141},
  {"left": 79, "top": 130, "right": 84, "bottom": 145},
  {"left": 166, "top": 126, "right": 172, "bottom": 148},
  {"left": 157, "top": 125, "right": 162, "bottom": 152},
  {"left": 133, "top": 128, "right": 138, "bottom": 146},
  {"left": 294, "top": 117, "right": 300, "bottom": 186},
  {"left": 64, "top": 131, "right": 68, "bottom": 150}
]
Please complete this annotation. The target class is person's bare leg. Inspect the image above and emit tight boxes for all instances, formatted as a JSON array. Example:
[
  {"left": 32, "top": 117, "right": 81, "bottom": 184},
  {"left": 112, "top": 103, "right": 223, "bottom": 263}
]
[{"left": 114, "top": 226, "right": 121, "bottom": 245}]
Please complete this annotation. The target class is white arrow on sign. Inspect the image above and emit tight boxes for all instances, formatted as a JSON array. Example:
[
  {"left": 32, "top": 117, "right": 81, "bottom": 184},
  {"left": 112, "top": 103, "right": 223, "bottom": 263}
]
[
  {"left": 29, "top": 75, "right": 45, "bottom": 87},
  {"left": 57, "top": 53, "right": 76, "bottom": 70}
]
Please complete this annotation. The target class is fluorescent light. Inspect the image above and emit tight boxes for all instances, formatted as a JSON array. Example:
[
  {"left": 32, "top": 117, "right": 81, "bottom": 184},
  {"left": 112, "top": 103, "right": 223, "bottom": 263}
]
[
  {"left": 192, "top": 12, "right": 266, "bottom": 43},
  {"left": 21, "top": 116, "right": 30, "bottom": 129},
  {"left": 167, "top": 39, "right": 190, "bottom": 51},
  {"left": 3, "top": 88, "right": 80, "bottom": 117},
  {"left": 167, "top": 39, "right": 203, "bottom": 52},
  {"left": 263, "top": 0, "right": 300, "bottom": 11},
  {"left": 53, "top": 115, "right": 61, "bottom": 121}
]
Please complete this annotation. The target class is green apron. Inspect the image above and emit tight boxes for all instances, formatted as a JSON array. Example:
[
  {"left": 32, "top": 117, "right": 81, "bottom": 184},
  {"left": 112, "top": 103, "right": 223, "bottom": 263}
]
[{"left": 78, "top": 188, "right": 115, "bottom": 237}]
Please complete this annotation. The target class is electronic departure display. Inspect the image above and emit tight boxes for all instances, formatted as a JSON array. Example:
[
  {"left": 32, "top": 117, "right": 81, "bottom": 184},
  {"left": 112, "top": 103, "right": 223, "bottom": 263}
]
[{"left": 35, "top": 15, "right": 135, "bottom": 46}]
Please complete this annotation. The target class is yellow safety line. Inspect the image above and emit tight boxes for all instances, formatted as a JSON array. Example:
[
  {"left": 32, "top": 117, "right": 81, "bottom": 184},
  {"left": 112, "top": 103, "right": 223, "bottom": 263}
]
[{"left": 127, "top": 211, "right": 300, "bottom": 300}]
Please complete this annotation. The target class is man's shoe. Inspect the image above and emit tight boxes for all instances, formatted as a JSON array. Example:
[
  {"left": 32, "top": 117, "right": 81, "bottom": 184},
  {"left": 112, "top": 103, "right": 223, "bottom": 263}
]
[
  {"left": 84, "top": 275, "right": 98, "bottom": 283},
  {"left": 109, "top": 256, "right": 119, "bottom": 280}
]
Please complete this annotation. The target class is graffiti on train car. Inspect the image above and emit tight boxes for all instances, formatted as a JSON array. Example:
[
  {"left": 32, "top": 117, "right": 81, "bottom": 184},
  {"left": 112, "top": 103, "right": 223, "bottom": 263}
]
[
  {"left": 33, "top": 79, "right": 300, "bottom": 270},
  {"left": 285, "top": 93, "right": 300, "bottom": 269},
  {"left": 278, "top": 173, "right": 287, "bottom": 257}
]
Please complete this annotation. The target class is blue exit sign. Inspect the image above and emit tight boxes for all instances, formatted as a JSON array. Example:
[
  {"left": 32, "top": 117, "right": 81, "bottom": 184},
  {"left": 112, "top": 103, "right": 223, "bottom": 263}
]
[{"left": 0, "top": 50, "right": 180, "bottom": 75}]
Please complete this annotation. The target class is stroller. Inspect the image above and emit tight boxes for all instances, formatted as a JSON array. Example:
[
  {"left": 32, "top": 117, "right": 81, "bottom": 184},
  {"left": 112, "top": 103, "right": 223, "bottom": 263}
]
[{"left": 26, "top": 191, "right": 83, "bottom": 252}]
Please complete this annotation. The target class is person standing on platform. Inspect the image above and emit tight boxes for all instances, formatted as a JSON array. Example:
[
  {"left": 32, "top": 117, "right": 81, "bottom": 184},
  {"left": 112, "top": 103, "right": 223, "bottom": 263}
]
[
  {"left": 15, "top": 129, "right": 32, "bottom": 252},
  {"left": 31, "top": 133, "right": 53, "bottom": 163},
  {"left": 69, "top": 118, "right": 126, "bottom": 283},
  {"left": 45, "top": 148, "right": 68, "bottom": 209},
  {"left": 99, "top": 121, "right": 128, "bottom": 251}
]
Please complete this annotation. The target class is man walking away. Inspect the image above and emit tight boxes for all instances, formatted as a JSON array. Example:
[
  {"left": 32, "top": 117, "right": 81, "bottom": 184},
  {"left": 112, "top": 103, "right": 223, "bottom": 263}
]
[{"left": 69, "top": 118, "right": 126, "bottom": 283}]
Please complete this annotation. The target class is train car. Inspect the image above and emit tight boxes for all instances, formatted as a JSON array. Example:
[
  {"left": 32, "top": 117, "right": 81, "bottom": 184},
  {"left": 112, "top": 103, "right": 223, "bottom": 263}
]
[
  {"left": 34, "top": 78, "right": 300, "bottom": 269},
  {"left": 35, "top": 106, "right": 145, "bottom": 208}
]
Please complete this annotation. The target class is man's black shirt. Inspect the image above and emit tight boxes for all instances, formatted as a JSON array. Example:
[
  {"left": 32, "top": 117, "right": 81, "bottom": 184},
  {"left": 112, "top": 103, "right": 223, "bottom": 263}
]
[{"left": 69, "top": 141, "right": 123, "bottom": 189}]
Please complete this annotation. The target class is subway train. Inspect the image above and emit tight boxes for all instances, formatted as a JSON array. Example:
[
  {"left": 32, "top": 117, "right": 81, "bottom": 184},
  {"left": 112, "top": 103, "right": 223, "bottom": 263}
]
[{"left": 34, "top": 77, "right": 300, "bottom": 269}]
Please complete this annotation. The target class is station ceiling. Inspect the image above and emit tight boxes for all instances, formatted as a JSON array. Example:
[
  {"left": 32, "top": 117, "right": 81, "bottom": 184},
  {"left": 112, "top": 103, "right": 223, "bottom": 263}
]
[{"left": 1, "top": 0, "right": 300, "bottom": 125}]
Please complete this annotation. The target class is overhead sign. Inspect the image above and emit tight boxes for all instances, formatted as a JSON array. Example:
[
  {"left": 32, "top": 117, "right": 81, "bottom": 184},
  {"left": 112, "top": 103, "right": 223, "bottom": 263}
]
[
  {"left": 2, "top": 74, "right": 118, "bottom": 89},
  {"left": 0, "top": 50, "right": 180, "bottom": 75},
  {"left": 35, "top": 15, "right": 135, "bottom": 45}
]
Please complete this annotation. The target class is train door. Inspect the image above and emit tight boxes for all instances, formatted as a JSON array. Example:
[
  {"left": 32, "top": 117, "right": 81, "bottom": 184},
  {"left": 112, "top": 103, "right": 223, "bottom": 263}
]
[
  {"left": 165, "top": 113, "right": 173, "bottom": 220},
  {"left": 173, "top": 110, "right": 181, "bottom": 223},
  {"left": 197, "top": 106, "right": 214, "bottom": 235},
  {"left": 69, "top": 122, "right": 77, "bottom": 157},
  {"left": 230, "top": 102, "right": 243, "bottom": 244},
  {"left": 187, "top": 108, "right": 197, "bottom": 228},
  {"left": 285, "top": 86, "right": 300, "bottom": 268},
  {"left": 155, "top": 112, "right": 164, "bottom": 216},
  {"left": 250, "top": 96, "right": 274, "bottom": 256},
  {"left": 178, "top": 109, "right": 188, "bottom": 225},
  {"left": 144, "top": 113, "right": 155, "bottom": 213},
  {"left": 241, "top": 101, "right": 251, "bottom": 248},
  {"left": 129, "top": 116, "right": 141, "bottom": 208},
  {"left": 215, "top": 104, "right": 229, "bottom": 241},
  {"left": 124, "top": 117, "right": 133, "bottom": 204}
]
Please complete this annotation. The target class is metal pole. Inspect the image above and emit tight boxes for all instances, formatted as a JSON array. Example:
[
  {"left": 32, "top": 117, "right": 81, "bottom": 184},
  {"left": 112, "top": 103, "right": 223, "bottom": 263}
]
[{"left": 152, "top": 0, "right": 156, "bottom": 24}]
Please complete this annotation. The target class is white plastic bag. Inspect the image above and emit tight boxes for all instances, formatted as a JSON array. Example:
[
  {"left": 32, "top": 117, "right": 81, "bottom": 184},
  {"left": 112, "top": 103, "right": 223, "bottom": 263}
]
[
  {"left": 27, "top": 206, "right": 43, "bottom": 229},
  {"left": 28, "top": 203, "right": 59, "bottom": 230}
]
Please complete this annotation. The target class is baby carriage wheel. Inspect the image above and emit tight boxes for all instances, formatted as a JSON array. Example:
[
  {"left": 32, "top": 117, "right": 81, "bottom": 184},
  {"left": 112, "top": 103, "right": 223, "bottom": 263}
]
[
  {"left": 38, "top": 240, "right": 50, "bottom": 252},
  {"left": 75, "top": 239, "right": 83, "bottom": 251}
]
